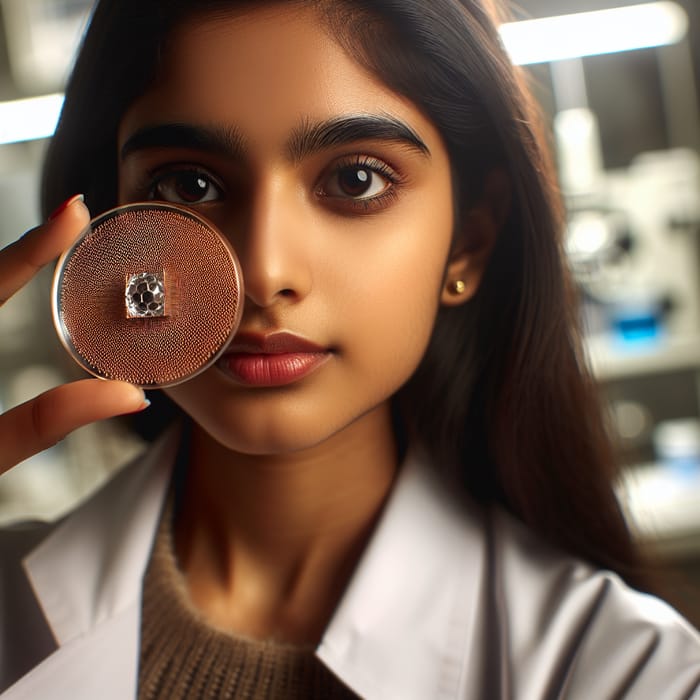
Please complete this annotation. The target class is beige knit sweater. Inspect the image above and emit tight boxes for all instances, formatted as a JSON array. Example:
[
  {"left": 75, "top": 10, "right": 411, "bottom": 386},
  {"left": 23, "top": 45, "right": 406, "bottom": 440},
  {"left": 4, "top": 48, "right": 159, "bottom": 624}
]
[{"left": 137, "top": 501, "right": 359, "bottom": 699}]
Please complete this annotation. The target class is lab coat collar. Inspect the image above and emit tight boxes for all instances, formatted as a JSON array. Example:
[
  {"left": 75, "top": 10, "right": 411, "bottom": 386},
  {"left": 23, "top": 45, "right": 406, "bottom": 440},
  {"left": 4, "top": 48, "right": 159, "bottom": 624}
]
[
  {"left": 12, "top": 435, "right": 487, "bottom": 699},
  {"left": 317, "top": 453, "right": 490, "bottom": 699},
  {"left": 23, "top": 429, "right": 176, "bottom": 645},
  {"left": 1, "top": 604, "right": 141, "bottom": 699},
  {"left": 3, "top": 430, "right": 177, "bottom": 699}
]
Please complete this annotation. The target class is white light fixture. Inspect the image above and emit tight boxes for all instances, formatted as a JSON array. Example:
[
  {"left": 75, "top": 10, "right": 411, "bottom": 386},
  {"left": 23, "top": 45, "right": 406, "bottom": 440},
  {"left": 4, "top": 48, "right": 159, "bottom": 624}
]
[
  {"left": 0, "top": 2, "right": 691, "bottom": 144},
  {"left": 0, "top": 93, "right": 64, "bottom": 146},
  {"left": 500, "top": 1, "right": 689, "bottom": 66}
]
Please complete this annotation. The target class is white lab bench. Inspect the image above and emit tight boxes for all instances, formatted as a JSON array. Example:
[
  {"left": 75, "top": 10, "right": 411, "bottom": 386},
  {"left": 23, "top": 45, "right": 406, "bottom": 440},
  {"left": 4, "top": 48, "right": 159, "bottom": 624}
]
[{"left": 589, "top": 333, "right": 700, "bottom": 558}]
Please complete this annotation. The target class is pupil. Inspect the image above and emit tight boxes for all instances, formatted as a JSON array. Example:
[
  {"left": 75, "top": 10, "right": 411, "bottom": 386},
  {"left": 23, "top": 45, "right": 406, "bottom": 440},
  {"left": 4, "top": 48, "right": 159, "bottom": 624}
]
[
  {"left": 176, "top": 173, "right": 208, "bottom": 202},
  {"left": 339, "top": 167, "right": 371, "bottom": 196}
]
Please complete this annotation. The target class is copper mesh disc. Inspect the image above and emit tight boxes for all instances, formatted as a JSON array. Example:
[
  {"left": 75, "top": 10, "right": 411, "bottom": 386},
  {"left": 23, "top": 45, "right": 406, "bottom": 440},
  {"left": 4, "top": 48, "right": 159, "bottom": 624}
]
[{"left": 52, "top": 203, "right": 243, "bottom": 387}]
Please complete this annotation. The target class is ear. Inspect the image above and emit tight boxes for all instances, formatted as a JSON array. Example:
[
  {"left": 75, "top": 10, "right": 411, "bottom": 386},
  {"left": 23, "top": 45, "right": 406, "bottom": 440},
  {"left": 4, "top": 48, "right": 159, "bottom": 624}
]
[{"left": 441, "top": 168, "right": 510, "bottom": 307}]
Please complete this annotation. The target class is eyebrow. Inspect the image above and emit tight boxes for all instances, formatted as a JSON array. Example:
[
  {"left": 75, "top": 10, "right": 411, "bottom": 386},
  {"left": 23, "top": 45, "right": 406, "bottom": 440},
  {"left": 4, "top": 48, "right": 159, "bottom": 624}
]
[
  {"left": 287, "top": 115, "right": 430, "bottom": 161},
  {"left": 120, "top": 115, "right": 430, "bottom": 162},
  {"left": 120, "top": 123, "right": 245, "bottom": 161}
]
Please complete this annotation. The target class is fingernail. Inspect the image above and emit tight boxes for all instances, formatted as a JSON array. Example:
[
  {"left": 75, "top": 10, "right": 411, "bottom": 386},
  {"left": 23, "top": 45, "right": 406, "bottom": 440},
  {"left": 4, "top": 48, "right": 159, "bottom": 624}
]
[
  {"left": 48, "top": 193, "right": 85, "bottom": 221},
  {"left": 130, "top": 385, "right": 150, "bottom": 410},
  {"left": 123, "top": 384, "right": 148, "bottom": 408},
  {"left": 127, "top": 394, "right": 151, "bottom": 414},
  {"left": 126, "top": 400, "right": 151, "bottom": 415}
]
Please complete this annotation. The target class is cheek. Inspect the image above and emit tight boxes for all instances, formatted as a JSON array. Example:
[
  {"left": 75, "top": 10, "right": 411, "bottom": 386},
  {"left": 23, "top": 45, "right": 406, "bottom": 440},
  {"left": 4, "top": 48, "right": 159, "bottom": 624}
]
[
  {"left": 331, "top": 208, "right": 453, "bottom": 375},
  {"left": 350, "top": 259, "right": 444, "bottom": 368}
]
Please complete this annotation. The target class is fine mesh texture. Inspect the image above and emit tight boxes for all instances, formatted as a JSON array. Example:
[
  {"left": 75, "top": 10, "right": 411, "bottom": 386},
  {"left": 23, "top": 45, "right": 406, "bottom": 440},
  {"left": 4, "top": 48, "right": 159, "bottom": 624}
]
[{"left": 57, "top": 207, "right": 242, "bottom": 386}]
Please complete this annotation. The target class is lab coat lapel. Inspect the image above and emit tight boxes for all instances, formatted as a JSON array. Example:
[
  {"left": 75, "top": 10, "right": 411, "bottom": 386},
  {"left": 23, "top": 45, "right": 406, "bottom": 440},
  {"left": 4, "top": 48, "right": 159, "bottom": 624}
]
[
  {"left": 7, "top": 436, "right": 488, "bottom": 699},
  {"left": 0, "top": 603, "right": 140, "bottom": 699},
  {"left": 8, "top": 429, "right": 178, "bottom": 699},
  {"left": 317, "top": 453, "right": 491, "bottom": 699}
]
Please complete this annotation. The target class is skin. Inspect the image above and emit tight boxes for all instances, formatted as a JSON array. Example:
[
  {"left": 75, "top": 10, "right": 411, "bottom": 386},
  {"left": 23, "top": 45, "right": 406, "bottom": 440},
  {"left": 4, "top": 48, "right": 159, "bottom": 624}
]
[
  {"left": 119, "top": 7, "right": 461, "bottom": 459},
  {"left": 118, "top": 4, "right": 477, "bottom": 643},
  {"left": 0, "top": 198, "right": 148, "bottom": 473},
  {"left": 0, "top": 2, "right": 497, "bottom": 644}
]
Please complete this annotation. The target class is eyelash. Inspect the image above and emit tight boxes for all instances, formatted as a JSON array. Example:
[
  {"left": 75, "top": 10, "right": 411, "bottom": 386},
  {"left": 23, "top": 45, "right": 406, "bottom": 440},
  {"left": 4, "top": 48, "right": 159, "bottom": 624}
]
[
  {"left": 316, "top": 155, "right": 402, "bottom": 213},
  {"left": 145, "top": 165, "right": 224, "bottom": 205},
  {"left": 139, "top": 154, "right": 403, "bottom": 212}
]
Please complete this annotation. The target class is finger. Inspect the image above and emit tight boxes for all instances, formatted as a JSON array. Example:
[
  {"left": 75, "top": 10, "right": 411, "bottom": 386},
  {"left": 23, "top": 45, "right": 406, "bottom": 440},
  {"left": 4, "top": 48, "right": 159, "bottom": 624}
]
[
  {"left": 0, "top": 194, "right": 90, "bottom": 307},
  {"left": 0, "top": 379, "right": 149, "bottom": 474}
]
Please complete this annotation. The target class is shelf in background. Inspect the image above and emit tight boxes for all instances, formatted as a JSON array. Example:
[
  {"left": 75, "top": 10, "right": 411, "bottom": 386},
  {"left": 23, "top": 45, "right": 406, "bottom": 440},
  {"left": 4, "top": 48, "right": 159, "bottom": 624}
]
[
  {"left": 587, "top": 333, "right": 700, "bottom": 382},
  {"left": 617, "top": 462, "right": 700, "bottom": 557}
]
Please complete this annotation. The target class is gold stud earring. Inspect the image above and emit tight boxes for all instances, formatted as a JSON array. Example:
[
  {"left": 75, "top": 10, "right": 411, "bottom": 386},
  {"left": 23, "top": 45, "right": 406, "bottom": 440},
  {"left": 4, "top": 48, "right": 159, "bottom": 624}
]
[{"left": 449, "top": 280, "right": 466, "bottom": 295}]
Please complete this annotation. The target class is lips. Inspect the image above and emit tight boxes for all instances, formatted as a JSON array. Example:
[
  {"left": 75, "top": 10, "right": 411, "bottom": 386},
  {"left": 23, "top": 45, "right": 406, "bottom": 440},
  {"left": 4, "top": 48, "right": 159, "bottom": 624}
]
[{"left": 217, "top": 331, "right": 331, "bottom": 386}]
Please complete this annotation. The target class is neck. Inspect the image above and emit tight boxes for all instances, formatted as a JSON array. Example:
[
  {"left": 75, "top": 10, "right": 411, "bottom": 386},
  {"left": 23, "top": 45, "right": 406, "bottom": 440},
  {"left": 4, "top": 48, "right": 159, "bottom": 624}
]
[{"left": 174, "top": 404, "right": 398, "bottom": 643}]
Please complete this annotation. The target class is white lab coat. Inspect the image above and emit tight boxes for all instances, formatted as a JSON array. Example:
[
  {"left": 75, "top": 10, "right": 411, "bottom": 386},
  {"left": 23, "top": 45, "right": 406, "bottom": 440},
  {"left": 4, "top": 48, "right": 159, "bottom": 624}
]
[{"left": 1, "top": 429, "right": 699, "bottom": 699}]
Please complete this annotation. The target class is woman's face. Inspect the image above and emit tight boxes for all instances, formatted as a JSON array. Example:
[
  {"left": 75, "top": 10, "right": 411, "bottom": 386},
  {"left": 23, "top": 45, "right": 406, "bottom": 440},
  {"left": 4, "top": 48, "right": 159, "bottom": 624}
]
[{"left": 118, "top": 4, "right": 458, "bottom": 455}]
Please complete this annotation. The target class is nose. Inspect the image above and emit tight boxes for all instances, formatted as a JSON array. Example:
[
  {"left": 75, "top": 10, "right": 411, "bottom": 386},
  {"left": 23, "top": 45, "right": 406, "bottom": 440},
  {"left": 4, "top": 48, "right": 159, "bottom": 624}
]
[{"left": 233, "top": 176, "right": 313, "bottom": 309}]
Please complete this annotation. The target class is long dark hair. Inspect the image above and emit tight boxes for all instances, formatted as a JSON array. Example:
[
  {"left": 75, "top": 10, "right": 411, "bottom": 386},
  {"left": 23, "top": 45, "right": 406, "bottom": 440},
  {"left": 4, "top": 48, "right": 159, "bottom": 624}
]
[{"left": 42, "top": 0, "right": 649, "bottom": 589}]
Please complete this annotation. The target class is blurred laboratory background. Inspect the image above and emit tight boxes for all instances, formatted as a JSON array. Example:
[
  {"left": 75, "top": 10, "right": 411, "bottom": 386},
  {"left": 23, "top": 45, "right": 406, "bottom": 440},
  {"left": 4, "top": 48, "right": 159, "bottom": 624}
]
[{"left": 0, "top": 0, "right": 699, "bottom": 619}]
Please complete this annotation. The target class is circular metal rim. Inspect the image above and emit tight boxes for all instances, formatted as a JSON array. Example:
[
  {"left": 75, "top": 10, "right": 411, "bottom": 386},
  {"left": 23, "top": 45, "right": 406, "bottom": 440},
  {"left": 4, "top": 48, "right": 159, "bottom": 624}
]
[{"left": 51, "top": 202, "right": 244, "bottom": 388}]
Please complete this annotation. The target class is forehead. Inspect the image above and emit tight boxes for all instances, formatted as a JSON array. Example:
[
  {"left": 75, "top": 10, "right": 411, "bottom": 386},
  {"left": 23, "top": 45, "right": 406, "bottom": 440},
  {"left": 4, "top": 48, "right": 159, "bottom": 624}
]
[{"left": 120, "top": 3, "right": 443, "bottom": 154}]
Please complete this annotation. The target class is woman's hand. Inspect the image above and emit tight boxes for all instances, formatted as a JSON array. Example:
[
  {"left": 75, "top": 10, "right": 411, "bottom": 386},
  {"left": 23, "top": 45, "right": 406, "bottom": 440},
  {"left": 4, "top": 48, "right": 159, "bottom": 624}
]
[{"left": 0, "top": 195, "right": 149, "bottom": 474}]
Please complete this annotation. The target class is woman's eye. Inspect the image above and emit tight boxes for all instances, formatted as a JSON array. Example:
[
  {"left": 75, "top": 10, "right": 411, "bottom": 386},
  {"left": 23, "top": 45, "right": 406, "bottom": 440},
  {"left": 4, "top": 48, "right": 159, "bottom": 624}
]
[
  {"left": 149, "top": 170, "right": 223, "bottom": 204},
  {"left": 320, "top": 159, "right": 396, "bottom": 202}
]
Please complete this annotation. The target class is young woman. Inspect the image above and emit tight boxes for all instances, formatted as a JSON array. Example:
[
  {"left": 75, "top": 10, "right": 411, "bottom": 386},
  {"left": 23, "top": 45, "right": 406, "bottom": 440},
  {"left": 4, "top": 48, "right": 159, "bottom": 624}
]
[{"left": 1, "top": 0, "right": 698, "bottom": 697}]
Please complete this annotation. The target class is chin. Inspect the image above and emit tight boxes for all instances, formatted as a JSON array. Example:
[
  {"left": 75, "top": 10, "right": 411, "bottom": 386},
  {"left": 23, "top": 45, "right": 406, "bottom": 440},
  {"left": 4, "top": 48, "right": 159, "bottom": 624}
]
[
  {"left": 199, "top": 421, "right": 340, "bottom": 456},
  {"left": 174, "top": 400, "right": 341, "bottom": 456}
]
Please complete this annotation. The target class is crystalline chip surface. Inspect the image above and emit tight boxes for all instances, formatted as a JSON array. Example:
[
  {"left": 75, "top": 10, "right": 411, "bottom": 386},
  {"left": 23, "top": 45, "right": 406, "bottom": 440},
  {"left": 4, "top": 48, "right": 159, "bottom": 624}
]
[{"left": 125, "top": 272, "right": 165, "bottom": 318}]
